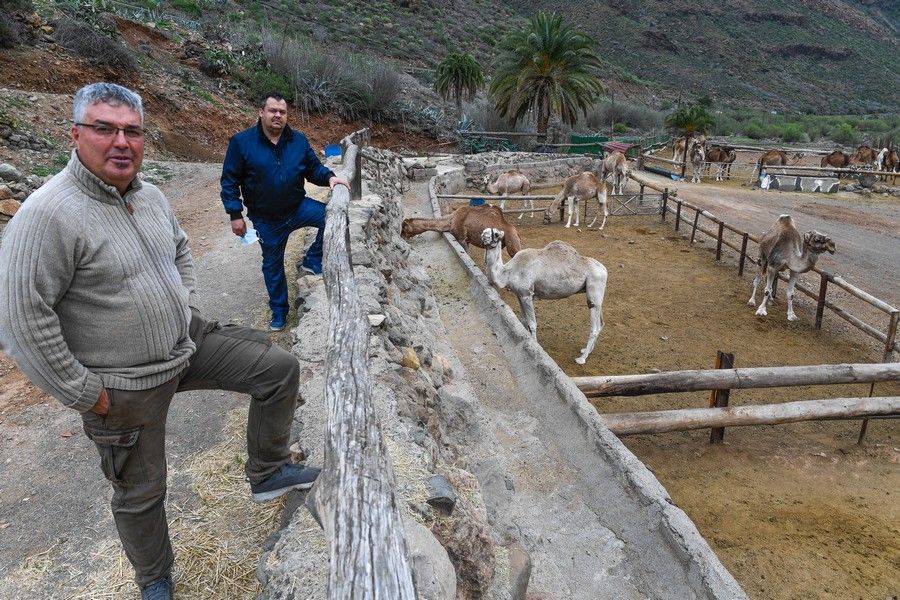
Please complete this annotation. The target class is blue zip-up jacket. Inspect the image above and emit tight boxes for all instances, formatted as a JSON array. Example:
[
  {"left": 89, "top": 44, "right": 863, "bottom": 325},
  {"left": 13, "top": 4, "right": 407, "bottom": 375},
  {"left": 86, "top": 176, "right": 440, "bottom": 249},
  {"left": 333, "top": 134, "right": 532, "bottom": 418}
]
[{"left": 220, "top": 121, "right": 335, "bottom": 221}]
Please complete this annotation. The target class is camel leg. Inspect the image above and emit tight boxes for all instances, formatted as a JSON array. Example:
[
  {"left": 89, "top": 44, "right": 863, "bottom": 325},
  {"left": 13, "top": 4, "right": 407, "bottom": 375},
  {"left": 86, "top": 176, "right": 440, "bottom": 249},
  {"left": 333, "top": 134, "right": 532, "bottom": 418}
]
[
  {"left": 517, "top": 294, "right": 538, "bottom": 337},
  {"left": 499, "top": 194, "right": 506, "bottom": 212},
  {"left": 564, "top": 197, "right": 575, "bottom": 228},
  {"left": 785, "top": 272, "right": 800, "bottom": 321},
  {"left": 597, "top": 197, "right": 609, "bottom": 230},
  {"left": 756, "top": 268, "right": 778, "bottom": 317},
  {"left": 576, "top": 285, "right": 606, "bottom": 365},
  {"left": 573, "top": 197, "right": 580, "bottom": 227}
]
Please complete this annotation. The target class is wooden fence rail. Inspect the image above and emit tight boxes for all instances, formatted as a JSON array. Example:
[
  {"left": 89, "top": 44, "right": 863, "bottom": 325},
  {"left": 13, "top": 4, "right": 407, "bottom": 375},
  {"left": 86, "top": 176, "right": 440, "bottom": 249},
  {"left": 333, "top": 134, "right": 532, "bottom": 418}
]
[
  {"left": 603, "top": 396, "right": 900, "bottom": 435},
  {"left": 573, "top": 362, "right": 900, "bottom": 397},
  {"left": 662, "top": 198, "right": 900, "bottom": 355},
  {"left": 314, "top": 128, "right": 417, "bottom": 599}
]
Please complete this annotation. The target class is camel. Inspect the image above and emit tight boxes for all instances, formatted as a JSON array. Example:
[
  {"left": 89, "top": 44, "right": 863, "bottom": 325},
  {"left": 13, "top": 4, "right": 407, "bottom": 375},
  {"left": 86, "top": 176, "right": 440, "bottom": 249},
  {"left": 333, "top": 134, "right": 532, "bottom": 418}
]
[
  {"left": 480, "top": 227, "right": 608, "bottom": 365},
  {"left": 673, "top": 135, "right": 706, "bottom": 164},
  {"left": 485, "top": 169, "right": 533, "bottom": 219},
  {"left": 401, "top": 204, "right": 522, "bottom": 257},
  {"left": 748, "top": 214, "right": 835, "bottom": 322},
  {"left": 689, "top": 140, "right": 706, "bottom": 183},
  {"left": 601, "top": 151, "right": 629, "bottom": 195},
  {"left": 704, "top": 145, "right": 736, "bottom": 181},
  {"left": 542, "top": 171, "right": 609, "bottom": 229},
  {"left": 820, "top": 150, "right": 850, "bottom": 169},
  {"left": 755, "top": 149, "right": 804, "bottom": 179},
  {"left": 851, "top": 145, "right": 878, "bottom": 166}
]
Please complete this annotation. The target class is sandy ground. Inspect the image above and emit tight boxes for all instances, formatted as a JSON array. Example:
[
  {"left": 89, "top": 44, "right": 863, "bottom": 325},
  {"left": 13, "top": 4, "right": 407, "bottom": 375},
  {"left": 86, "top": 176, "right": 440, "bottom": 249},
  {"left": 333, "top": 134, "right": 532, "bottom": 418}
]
[{"left": 461, "top": 181, "right": 899, "bottom": 599}]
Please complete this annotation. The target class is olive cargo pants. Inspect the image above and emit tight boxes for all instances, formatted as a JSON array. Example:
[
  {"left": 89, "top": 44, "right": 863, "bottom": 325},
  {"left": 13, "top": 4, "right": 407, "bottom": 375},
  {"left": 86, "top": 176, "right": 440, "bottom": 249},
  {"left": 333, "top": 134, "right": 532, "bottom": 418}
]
[{"left": 80, "top": 310, "right": 300, "bottom": 586}]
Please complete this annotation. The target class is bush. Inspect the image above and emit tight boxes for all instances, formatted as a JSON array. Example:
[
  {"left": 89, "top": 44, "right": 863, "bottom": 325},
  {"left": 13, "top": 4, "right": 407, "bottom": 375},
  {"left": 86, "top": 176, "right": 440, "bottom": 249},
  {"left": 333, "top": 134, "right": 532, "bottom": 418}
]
[
  {"left": 171, "top": 0, "right": 201, "bottom": 17},
  {"left": 829, "top": 122, "right": 857, "bottom": 145},
  {"left": 744, "top": 122, "right": 766, "bottom": 140},
  {"left": 586, "top": 100, "right": 664, "bottom": 131},
  {"left": 613, "top": 122, "right": 627, "bottom": 133},
  {"left": 247, "top": 69, "right": 294, "bottom": 104},
  {"left": 0, "top": 13, "right": 22, "bottom": 48},
  {"left": 54, "top": 20, "right": 138, "bottom": 73},
  {"left": 780, "top": 123, "right": 804, "bottom": 143}
]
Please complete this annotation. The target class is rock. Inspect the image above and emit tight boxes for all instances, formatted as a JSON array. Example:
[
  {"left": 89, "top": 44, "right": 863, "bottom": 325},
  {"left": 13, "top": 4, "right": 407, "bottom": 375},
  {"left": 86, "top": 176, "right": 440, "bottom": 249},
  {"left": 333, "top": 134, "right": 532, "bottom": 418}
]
[
  {"left": 0, "top": 164, "right": 22, "bottom": 182},
  {"left": 507, "top": 541, "right": 532, "bottom": 600},
  {"left": 401, "top": 347, "right": 421, "bottom": 369},
  {"left": 368, "top": 314, "right": 386, "bottom": 327},
  {"left": 404, "top": 517, "right": 457, "bottom": 600},
  {"left": 425, "top": 474, "right": 457, "bottom": 514},
  {"left": 0, "top": 199, "right": 21, "bottom": 217},
  {"left": 0, "top": 185, "right": 12, "bottom": 200}
]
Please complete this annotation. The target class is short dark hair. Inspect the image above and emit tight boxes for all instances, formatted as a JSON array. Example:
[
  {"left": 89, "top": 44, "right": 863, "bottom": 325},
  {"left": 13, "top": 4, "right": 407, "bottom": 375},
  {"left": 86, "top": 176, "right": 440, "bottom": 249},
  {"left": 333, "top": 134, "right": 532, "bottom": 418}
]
[{"left": 258, "top": 92, "right": 286, "bottom": 109}]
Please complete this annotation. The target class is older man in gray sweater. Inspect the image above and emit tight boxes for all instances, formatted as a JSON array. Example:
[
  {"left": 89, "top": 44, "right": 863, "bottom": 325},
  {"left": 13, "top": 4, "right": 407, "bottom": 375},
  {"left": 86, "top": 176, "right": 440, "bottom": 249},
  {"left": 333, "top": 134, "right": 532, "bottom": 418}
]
[{"left": 0, "top": 82, "right": 319, "bottom": 600}]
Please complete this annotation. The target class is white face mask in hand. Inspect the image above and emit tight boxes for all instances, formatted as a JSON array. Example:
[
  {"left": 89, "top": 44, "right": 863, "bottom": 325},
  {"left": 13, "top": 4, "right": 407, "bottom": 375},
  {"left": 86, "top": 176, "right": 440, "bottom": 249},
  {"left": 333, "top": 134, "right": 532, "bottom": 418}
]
[{"left": 240, "top": 227, "right": 259, "bottom": 246}]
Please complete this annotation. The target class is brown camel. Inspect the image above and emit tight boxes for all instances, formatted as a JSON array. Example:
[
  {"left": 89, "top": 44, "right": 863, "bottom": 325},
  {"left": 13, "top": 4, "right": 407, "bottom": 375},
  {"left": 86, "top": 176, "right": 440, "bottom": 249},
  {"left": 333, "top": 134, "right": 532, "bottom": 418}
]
[
  {"left": 542, "top": 172, "right": 609, "bottom": 229},
  {"left": 820, "top": 150, "right": 851, "bottom": 169},
  {"left": 706, "top": 145, "right": 736, "bottom": 181},
  {"left": 755, "top": 149, "right": 804, "bottom": 179},
  {"left": 748, "top": 215, "right": 835, "bottom": 322},
  {"left": 601, "top": 151, "right": 629, "bottom": 194},
  {"left": 851, "top": 145, "right": 878, "bottom": 166},
  {"left": 401, "top": 204, "right": 522, "bottom": 257}
]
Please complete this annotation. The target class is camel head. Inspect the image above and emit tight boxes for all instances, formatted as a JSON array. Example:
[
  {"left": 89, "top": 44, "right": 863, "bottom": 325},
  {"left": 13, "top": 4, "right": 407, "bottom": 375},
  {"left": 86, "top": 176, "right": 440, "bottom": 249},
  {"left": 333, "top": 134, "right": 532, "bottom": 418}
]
[
  {"left": 400, "top": 218, "right": 414, "bottom": 239},
  {"left": 480, "top": 227, "right": 504, "bottom": 249},
  {"left": 803, "top": 231, "right": 835, "bottom": 255},
  {"left": 481, "top": 174, "right": 493, "bottom": 193},
  {"left": 791, "top": 151, "right": 805, "bottom": 161}
]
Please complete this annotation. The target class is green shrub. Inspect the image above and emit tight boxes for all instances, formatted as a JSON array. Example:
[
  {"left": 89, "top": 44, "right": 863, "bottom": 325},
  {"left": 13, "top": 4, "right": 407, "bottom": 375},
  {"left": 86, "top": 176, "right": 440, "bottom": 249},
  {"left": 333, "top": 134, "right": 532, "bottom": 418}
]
[
  {"left": 744, "top": 122, "right": 766, "bottom": 139},
  {"left": 247, "top": 69, "right": 294, "bottom": 103},
  {"left": 54, "top": 20, "right": 138, "bottom": 72},
  {"left": 829, "top": 122, "right": 857, "bottom": 145},
  {"left": 613, "top": 122, "right": 627, "bottom": 133},
  {"left": 780, "top": 123, "right": 803, "bottom": 143},
  {"left": 171, "top": 0, "right": 201, "bottom": 17}
]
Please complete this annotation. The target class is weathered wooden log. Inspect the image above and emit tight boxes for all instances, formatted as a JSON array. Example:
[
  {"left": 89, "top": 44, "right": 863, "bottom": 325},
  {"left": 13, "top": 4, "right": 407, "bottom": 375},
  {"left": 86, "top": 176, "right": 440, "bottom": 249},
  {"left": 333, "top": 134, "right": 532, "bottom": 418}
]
[
  {"left": 317, "top": 128, "right": 416, "bottom": 599},
  {"left": 574, "top": 362, "right": 900, "bottom": 397},
  {"left": 436, "top": 194, "right": 557, "bottom": 201},
  {"left": 628, "top": 172, "right": 672, "bottom": 193},
  {"left": 602, "top": 396, "right": 900, "bottom": 435}
]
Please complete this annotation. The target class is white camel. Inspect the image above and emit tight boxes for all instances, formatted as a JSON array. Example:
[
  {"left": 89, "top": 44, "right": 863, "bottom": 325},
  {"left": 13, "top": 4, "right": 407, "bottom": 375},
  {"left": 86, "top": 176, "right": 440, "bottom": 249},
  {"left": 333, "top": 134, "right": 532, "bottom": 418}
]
[
  {"left": 689, "top": 141, "right": 706, "bottom": 184},
  {"left": 486, "top": 169, "right": 533, "bottom": 219},
  {"left": 748, "top": 215, "right": 836, "bottom": 321},
  {"left": 542, "top": 172, "right": 609, "bottom": 229},
  {"left": 481, "top": 227, "right": 609, "bottom": 365},
  {"left": 601, "top": 151, "right": 629, "bottom": 195}
]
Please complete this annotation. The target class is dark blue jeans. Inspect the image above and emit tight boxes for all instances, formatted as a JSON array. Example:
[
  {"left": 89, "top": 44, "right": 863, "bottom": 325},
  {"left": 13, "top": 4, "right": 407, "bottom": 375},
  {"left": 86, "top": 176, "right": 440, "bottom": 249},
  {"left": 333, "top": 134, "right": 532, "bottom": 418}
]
[{"left": 252, "top": 197, "right": 326, "bottom": 318}]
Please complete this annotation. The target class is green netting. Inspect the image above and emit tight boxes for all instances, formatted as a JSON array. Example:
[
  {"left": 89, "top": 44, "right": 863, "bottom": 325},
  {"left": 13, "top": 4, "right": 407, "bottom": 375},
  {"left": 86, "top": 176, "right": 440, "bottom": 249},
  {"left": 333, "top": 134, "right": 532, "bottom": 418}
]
[{"left": 569, "top": 135, "right": 608, "bottom": 155}]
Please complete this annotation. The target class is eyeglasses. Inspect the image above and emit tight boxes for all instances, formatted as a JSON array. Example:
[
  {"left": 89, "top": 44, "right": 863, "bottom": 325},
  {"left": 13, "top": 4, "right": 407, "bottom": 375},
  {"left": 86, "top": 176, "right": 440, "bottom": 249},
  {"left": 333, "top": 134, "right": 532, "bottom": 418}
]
[{"left": 75, "top": 122, "right": 146, "bottom": 139}]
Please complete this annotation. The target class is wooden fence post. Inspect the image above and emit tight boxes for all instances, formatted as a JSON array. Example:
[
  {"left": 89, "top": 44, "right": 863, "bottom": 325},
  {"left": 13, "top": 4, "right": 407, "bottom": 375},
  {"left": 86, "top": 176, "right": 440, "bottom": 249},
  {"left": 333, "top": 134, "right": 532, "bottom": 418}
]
[
  {"left": 815, "top": 273, "right": 829, "bottom": 330},
  {"left": 352, "top": 150, "right": 363, "bottom": 201},
  {"left": 860, "top": 310, "right": 900, "bottom": 444},
  {"left": 738, "top": 233, "right": 749, "bottom": 276},
  {"left": 674, "top": 200, "right": 682, "bottom": 231},
  {"left": 690, "top": 207, "right": 701, "bottom": 243},
  {"left": 709, "top": 351, "right": 735, "bottom": 443},
  {"left": 661, "top": 188, "right": 669, "bottom": 222},
  {"left": 640, "top": 184, "right": 645, "bottom": 205},
  {"left": 715, "top": 221, "right": 724, "bottom": 261}
]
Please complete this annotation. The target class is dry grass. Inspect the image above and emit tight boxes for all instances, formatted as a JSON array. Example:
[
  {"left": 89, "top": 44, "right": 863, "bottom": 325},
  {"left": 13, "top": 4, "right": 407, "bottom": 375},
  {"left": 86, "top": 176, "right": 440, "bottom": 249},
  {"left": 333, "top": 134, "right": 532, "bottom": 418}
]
[{"left": 61, "top": 409, "right": 284, "bottom": 599}]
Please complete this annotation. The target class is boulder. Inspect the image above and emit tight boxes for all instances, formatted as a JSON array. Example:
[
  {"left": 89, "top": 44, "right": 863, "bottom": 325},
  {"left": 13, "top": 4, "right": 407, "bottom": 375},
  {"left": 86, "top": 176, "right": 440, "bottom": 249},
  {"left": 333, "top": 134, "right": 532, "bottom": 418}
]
[
  {"left": 0, "top": 163, "right": 22, "bottom": 182},
  {"left": 0, "top": 198, "right": 21, "bottom": 217},
  {"left": 404, "top": 517, "right": 457, "bottom": 600}
]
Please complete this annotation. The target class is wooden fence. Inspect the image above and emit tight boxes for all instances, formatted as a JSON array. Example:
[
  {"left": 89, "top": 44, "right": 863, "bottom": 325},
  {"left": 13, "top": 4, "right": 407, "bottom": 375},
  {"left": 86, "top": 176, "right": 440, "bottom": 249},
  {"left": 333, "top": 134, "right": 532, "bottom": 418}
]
[
  {"left": 313, "top": 128, "right": 416, "bottom": 598},
  {"left": 574, "top": 362, "right": 900, "bottom": 436},
  {"left": 659, "top": 196, "right": 900, "bottom": 357}
]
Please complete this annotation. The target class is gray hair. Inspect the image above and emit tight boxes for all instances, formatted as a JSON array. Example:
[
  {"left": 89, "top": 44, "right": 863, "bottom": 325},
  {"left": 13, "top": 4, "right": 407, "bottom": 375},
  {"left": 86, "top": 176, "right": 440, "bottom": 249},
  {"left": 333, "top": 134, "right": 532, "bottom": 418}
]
[{"left": 72, "top": 82, "right": 144, "bottom": 124}]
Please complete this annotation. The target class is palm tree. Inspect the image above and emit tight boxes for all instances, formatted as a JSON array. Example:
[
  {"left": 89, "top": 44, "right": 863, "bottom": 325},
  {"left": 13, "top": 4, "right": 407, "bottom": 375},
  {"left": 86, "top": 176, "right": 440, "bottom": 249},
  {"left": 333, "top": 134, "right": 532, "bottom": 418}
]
[
  {"left": 434, "top": 52, "right": 484, "bottom": 119},
  {"left": 664, "top": 103, "right": 715, "bottom": 142},
  {"left": 489, "top": 12, "right": 603, "bottom": 137}
]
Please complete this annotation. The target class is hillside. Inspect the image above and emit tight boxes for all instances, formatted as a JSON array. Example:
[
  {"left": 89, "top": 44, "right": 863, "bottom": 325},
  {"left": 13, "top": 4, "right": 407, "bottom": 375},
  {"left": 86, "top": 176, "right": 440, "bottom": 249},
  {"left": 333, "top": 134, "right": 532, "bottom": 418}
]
[{"left": 229, "top": 0, "right": 899, "bottom": 113}]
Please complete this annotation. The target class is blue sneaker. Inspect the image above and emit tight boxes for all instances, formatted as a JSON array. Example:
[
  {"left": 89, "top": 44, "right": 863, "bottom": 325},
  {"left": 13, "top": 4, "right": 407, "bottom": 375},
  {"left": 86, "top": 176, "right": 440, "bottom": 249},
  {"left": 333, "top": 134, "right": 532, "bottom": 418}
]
[
  {"left": 141, "top": 574, "right": 173, "bottom": 600},
  {"left": 269, "top": 314, "right": 287, "bottom": 331},
  {"left": 251, "top": 463, "right": 321, "bottom": 503},
  {"left": 300, "top": 263, "right": 321, "bottom": 276}
]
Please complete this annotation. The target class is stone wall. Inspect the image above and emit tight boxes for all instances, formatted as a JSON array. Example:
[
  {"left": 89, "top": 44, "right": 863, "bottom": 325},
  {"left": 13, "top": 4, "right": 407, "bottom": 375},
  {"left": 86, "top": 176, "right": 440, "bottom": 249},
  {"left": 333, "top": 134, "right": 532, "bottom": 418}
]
[{"left": 257, "top": 154, "right": 520, "bottom": 599}]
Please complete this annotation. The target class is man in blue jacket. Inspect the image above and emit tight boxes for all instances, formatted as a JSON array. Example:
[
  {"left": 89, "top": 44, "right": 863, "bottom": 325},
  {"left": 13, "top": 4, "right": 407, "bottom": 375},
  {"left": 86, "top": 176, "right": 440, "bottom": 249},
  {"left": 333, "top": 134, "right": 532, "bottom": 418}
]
[{"left": 221, "top": 93, "right": 348, "bottom": 331}]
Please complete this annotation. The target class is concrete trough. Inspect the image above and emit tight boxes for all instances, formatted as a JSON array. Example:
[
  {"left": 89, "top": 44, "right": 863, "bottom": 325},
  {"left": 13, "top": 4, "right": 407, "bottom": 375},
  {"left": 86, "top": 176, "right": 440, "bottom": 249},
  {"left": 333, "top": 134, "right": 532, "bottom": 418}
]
[{"left": 427, "top": 165, "right": 747, "bottom": 600}]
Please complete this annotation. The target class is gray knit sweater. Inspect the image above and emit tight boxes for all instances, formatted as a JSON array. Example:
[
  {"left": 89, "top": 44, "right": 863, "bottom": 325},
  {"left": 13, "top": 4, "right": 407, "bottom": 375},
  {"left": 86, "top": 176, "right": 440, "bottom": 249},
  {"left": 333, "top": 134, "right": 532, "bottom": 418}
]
[{"left": 0, "top": 152, "right": 196, "bottom": 413}]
